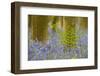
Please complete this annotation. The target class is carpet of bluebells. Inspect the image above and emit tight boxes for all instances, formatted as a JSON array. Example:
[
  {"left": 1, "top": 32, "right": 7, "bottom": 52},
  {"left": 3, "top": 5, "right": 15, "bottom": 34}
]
[{"left": 28, "top": 27, "right": 88, "bottom": 60}]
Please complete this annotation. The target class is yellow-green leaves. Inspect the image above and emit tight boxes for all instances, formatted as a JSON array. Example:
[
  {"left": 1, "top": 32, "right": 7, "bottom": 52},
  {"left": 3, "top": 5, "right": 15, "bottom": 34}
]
[{"left": 60, "top": 28, "right": 79, "bottom": 48}]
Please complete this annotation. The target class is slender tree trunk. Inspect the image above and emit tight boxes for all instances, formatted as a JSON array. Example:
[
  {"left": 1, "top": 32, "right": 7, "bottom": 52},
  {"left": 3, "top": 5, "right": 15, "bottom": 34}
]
[{"left": 37, "top": 16, "right": 49, "bottom": 43}]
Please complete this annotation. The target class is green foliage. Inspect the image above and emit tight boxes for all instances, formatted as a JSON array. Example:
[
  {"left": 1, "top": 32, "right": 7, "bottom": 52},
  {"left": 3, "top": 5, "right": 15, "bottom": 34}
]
[
  {"left": 50, "top": 24, "right": 57, "bottom": 31},
  {"left": 59, "top": 27, "right": 79, "bottom": 48},
  {"left": 50, "top": 16, "right": 60, "bottom": 31}
]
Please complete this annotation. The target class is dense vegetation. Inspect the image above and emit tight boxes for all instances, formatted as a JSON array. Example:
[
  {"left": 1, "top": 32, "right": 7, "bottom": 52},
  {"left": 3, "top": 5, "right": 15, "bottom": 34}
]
[{"left": 28, "top": 15, "right": 88, "bottom": 60}]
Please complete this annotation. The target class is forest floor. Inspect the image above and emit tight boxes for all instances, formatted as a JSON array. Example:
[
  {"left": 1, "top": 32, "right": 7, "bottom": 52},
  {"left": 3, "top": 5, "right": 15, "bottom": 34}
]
[{"left": 28, "top": 27, "right": 88, "bottom": 60}]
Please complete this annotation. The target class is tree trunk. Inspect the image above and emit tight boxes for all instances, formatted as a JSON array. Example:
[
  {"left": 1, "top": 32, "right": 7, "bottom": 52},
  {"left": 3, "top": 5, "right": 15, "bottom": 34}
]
[{"left": 29, "top": 15, "right": 49, "bottom": 44}]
